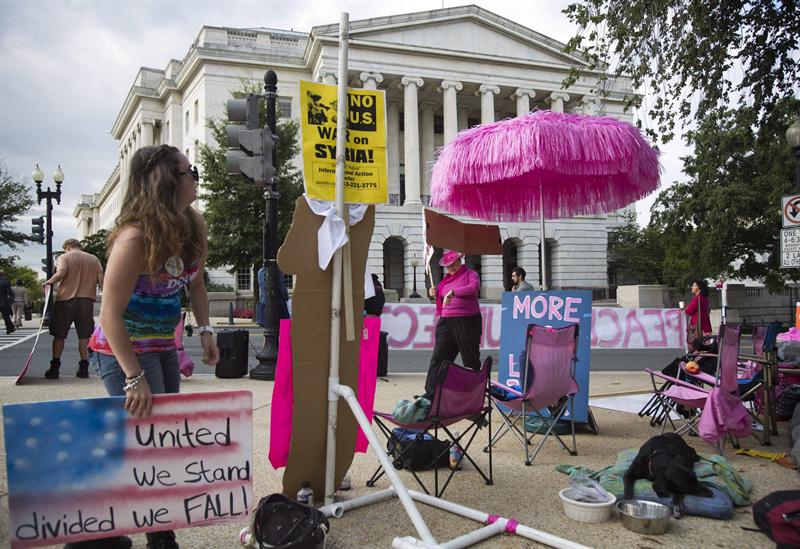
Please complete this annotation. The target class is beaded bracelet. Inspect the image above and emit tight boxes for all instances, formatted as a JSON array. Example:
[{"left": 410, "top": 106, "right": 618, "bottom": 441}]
[{"left": 123, "top": 371, "right": 145, "bottom": 392}]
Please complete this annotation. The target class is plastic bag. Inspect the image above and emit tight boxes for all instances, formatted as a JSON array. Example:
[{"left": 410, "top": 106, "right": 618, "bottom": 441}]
[{"left": 568, "top": 476, "right": 613, "bottom": 504}]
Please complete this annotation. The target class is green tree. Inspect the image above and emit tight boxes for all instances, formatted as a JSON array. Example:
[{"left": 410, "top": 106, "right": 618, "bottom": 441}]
[
  {"left": 80, "top": 229, "right": 109, "bottom": 268},
  {"left": 650, "top": 98, "right": 799, "bottom": 291},
  {"left": 199, "top": 82, "right": 303, "bottom": 278},
  {"left": 563, "top": 0, "right": 799, "bottom": 143},
  {"left": 564, "top": 1, "right": 800, "bottom": 289},
  {"left": 0, "top": 158, "right": 35, "bottom": 251},
  {"left": 607, "top": 211, "right": 665, "bottom": 285}
]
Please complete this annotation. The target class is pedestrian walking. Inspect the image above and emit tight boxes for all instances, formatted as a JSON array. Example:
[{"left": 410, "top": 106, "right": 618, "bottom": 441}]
[
  {"left": 11, "top": 279, "right": 28, "bottom": 328},
  {"left": 86, "top": 144, "right": 219, "bottom": 549},
  {"left": 510, "top": 266, "right": 535, "bottom": 292},
  {"left": 0, "top": 271, "right": 15, "bottom": 334},
  {"left": 43, "top": 239, "right": 104, "bottom": 379}
]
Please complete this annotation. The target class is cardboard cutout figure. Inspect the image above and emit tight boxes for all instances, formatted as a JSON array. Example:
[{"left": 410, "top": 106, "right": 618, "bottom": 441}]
[{"left": 277, "top": 196, "right": 375, "bottom": 497}]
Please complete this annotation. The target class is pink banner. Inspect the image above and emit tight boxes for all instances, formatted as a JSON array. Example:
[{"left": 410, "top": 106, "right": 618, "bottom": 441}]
[{"left": 380, "top": 303, "right": 685, "bottom": 350}]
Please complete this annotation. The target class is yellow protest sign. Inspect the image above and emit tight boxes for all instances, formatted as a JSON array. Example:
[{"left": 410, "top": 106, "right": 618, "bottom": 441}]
[{"left": 300, "top": 80, "right": 388, "bottom": 204}]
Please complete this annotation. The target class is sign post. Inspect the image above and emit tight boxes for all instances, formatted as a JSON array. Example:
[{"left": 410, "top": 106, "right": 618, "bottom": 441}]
[{"left": 780, "top": 228, "right": 800, "bottom": 268}]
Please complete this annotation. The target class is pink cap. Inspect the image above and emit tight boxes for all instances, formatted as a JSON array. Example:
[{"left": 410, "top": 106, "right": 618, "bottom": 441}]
[{"left": 439, "top": 250, "right": 464, "bottom": 267}]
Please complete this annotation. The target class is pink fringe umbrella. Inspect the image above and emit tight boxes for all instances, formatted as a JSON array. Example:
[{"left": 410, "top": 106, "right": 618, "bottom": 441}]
[{"left": 429, "top": 110, "right": 661, "bottom": 223}]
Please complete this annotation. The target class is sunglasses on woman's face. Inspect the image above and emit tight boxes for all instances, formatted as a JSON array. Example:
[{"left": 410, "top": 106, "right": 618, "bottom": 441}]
[{"left": 178, "top": 165, "right": 200, "bottom": 182}]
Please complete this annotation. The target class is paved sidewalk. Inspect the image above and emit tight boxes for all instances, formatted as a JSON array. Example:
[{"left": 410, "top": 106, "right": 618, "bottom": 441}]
[{"left": 0, "top": 372, "right": 789, "bottom": 548}]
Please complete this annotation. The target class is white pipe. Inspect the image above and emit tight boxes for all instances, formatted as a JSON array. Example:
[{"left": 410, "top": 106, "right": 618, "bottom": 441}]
[
  {"left": 323, "top": 11, "right": 350, "bottom": 508},
  {"left": 439, "top": 522, "right": 506, "bottom": 549},
  {"left": 336, "top": 384, "right": 437, "bottom": 544},
  {"left": 392, "top": 537, "right": 443, "bottom": 549},
  {"left": 408, "top": 490, "right": 592, "bottom": 549},
  {"left": 319, "top": 487, "right": 397, "bottom": 518}
]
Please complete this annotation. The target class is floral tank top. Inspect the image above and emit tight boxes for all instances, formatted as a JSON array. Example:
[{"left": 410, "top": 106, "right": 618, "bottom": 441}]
[{"left": 89, "top": 260, "right": 199, "bottom": 354}]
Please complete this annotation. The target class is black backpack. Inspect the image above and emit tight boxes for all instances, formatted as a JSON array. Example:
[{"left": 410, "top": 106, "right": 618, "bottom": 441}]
[
  {"left": 248, "top": 494, "right": 329, "bottom": 548},
  {"left": 387, "top": 428, "right": 451, "bottom": 471}
]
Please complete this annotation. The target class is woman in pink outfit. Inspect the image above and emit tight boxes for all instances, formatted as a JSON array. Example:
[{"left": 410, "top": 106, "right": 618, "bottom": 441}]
[
  {"left": 685, "top": 278, "right": 712, "bottom": 349},
  {"left": 423, "top": 250, "right": 482, "bottom": 398}
]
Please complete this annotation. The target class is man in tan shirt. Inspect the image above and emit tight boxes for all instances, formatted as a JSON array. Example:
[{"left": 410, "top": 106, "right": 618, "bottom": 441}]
[{"left": 43, "top": 238, "right": 103, "bottom": 379}]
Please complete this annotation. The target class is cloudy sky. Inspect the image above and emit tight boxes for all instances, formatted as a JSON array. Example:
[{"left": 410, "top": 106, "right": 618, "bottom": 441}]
[{"left": 0, "top": 0, "right": 688, "bottom": 272}]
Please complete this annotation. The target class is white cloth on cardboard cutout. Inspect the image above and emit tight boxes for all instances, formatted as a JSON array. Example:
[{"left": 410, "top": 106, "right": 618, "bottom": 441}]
[{"left": 303, "top": 194, "right": 374, "bottom": 298}]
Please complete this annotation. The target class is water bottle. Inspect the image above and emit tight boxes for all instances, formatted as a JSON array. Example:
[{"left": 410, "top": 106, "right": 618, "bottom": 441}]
[
  {"left": 449, "top": 432, "right": 462, "bottom": 470},
  {"left": 297, "top": 481, "right": 314, "bottom": 507},
  {"left": 239, "top": 526, "right": 256, "bottom": 548}
]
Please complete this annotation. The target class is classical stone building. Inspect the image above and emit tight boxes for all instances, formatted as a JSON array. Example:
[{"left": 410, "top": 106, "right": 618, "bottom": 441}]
[{"left": 74, "top": 5, "right": 635, "bottom": 298}]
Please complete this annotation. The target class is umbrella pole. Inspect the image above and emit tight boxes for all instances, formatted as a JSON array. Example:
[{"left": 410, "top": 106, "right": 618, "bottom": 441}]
[{"left": 539, "top": 184, "right": 547, "bottom": 291}]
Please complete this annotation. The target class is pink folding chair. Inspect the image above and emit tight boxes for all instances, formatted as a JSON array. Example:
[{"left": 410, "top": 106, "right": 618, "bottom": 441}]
[
  {"left": 487, "top": 323, "right": 579, "bottom": 465},
  {"left": 647, "top": 324, "right": 751, "bottom": 453},
  {"left": 367, "top": 357, "right": 493, "bottom": 498}
]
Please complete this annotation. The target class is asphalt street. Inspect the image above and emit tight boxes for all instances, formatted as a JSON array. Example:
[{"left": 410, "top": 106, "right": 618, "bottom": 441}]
[{"left": 0, "top": 325, "right": 683, "bottom": 379}]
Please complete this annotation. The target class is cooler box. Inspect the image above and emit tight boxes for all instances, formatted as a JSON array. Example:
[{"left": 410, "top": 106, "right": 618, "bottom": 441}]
[{"left": 216, "top": 329, "right": 249, "bottom": 378}]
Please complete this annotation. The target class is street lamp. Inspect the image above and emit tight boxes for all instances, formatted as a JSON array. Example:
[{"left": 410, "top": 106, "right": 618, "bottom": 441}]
[
  {"left": 32, "top": 164, "right": 64, "bottom": 280},
  {"left": 251, "top": 70, "right": 280, "bottom": 381},
  {"left": 409, "top": 255, "right": 421, "bottom": 298},
  {"left": 787, "top": 116, "right": 800, "bottom": 190}
]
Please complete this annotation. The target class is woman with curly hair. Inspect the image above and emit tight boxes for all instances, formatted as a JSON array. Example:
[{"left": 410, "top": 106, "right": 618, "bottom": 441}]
[{"left": 84, "top": 145, "right": 219, "bottom": 549}]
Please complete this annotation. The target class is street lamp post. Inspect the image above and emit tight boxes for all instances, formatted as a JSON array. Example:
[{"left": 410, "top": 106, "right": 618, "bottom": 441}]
[
  {"left": 787, "top": 116, "right": 800, "bottom": 190},
  {"left": 409, "top": 255, "right": 421, "bottom": 298},
  {"left": 31, "top": 164, "right": 64, "bottom": 279},
  {"left": 251, "top": 70, "right": 280, "bottom": 381}
]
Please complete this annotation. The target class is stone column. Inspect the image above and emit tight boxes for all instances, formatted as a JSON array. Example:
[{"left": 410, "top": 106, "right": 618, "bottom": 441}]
[
  {"left": 547, "top": 92, "right": 570, "bottom": 113},
  {"left": 477, "top": 84, "right": 500, "bottom": 124},
  {"left": 581, "top": 94, "right": 601, "bottom": 115},
  {"left": 401, "top": 76, "right": 424, "bottom": 206},
  {"left": 387, "top": 101, "right": 400, "bottom": 203},
  {"left": 513, "top": 88, "right": 535, "bottom": 117},
  {"left": 457, "top": 107, "right": 469, "bottom": 131},
  {"left": 420, "top": 102, "right": 435, "bottom": 201},
  {"left": 319, "top": 69, "right": 337, "bottom": 85},
  {"left": 438, "top": 80, "right": 462, "bottom": 144},
  {"left": 141, "top": 121, "right": 154, "bottom": 147},
  {"left": 482, "top": 255, "right": 504, "bottom": 300},
  {"left": 359, "top": 71, "right": 383, "bottom": 90}
]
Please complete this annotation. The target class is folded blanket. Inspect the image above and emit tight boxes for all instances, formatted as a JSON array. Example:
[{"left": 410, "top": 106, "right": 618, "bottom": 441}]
[{"left": 557, "top": 449, "right": 753, "bottom": 519}]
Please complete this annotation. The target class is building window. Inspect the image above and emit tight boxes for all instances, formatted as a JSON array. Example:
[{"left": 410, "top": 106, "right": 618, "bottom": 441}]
[
  {"left": 278, "top": 98, "right": 292, "bottom": 119},
  {"left": 194, "top": 99, "right": 199, "bottom": 125},
  {"left": 184, "top": 111, "right": 189, "bottom": 132},
  {"left": 237, "top": 268, "right": 252, "bottom": 291}
]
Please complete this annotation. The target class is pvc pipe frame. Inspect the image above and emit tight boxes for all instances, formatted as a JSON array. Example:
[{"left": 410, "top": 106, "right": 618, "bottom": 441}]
[
  {"left": 323, "top": 11, "right": 351, "bottom": 508},
  {"left": 325, "top": 383, "right": 590, "bottom": 549}
]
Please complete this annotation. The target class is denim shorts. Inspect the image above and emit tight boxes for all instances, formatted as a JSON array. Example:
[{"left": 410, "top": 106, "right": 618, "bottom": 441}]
[{"left": 93, "top": 350, "right": 180, "bottom": 397}]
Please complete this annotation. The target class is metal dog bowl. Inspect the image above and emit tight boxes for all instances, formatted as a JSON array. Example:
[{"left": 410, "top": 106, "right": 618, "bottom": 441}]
[{"left": 616, "top": 499, "right": 672, "bottom": 535}]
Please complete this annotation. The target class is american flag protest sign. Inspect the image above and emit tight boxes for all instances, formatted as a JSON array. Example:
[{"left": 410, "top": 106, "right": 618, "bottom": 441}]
[{"left": 3, "top": 390, "right": 253, "bottom": 548}]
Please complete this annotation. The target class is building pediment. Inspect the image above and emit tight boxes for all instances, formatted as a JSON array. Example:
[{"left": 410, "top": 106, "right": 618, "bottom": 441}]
[{"left": 311, "top": 5, "right": 588, "bottom": 69}]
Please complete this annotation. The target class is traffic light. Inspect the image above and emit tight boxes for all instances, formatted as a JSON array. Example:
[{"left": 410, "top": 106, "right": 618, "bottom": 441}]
[
  {"left": 31, "top": 216, "right": 44, "bottom": 244},
  {"left": 225, "top": 94, "right": 275, "bottom": 187},
  {"left": 41, "top": 258, "right": 48, "bottom": 273}
]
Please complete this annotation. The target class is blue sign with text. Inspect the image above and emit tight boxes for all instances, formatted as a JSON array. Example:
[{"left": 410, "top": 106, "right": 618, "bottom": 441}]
[{"left": 498, "top": 290, "right": 592, "bottom": 423}]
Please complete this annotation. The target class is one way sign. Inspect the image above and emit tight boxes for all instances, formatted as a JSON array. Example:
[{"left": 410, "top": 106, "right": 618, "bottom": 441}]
[{"left": 783, "top": 194, "right": 800, "bottom": 228}]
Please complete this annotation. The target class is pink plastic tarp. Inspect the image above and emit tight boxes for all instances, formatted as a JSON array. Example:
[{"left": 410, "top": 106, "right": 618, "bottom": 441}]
[{"left": 269, "top": 317, "right": 380, "bottom": 469}]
